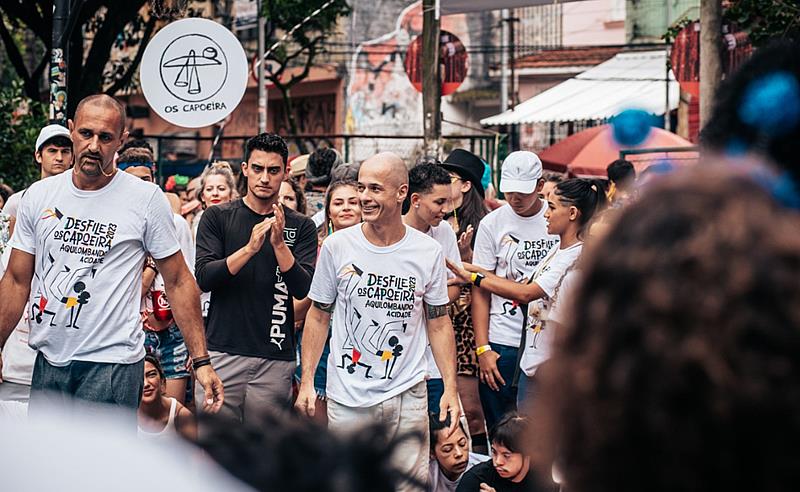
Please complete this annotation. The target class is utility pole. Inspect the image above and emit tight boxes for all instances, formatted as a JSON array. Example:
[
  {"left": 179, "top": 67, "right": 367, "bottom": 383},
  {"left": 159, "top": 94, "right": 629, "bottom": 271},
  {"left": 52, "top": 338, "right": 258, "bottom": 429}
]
[
  {"left": 508, "top": 12, "right": 518, "bottom": 109},
  {"left": 499, "top": 9, "right": 509, "bottom": 112},
  {"left": 50, "top": 0, "right": 70, "bottom": 125},
  {"left": 257, "top": 0, "right": 267, "bottom": 133},
  {"left": 422, "top": 0, "right": 441, "bottom": 158},
  {"left": 664, "top": 0, "right": 672, "bottom": 131},
  {"left": 700, "top": 0, "right": 722, "bottom": 127}
]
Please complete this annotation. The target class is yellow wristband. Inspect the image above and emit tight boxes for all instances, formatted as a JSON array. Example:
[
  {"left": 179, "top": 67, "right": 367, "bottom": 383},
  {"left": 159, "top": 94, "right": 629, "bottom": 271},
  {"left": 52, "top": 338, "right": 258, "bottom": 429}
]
[
  {"left": 476, "top": 345, "right": 492, "bottom": 356},
  {"left": 470, "top": 272, "right": 478, "bottom": 284}
]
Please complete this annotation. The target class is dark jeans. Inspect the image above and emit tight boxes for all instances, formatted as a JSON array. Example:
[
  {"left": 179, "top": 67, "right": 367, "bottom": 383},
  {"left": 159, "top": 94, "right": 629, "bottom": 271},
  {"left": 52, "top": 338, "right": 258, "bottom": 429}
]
[
  {"left": 29, "top": 352, "right": 144, "bottom": 424},
  {"left": 427, "top": 378, "right": 444, "bottom": 415},
  {"left": 478, "top": 342, "right": 519, "bottom": 432},
  {"left": 516, "top": 374, "right": 538, "bottom": 415}
]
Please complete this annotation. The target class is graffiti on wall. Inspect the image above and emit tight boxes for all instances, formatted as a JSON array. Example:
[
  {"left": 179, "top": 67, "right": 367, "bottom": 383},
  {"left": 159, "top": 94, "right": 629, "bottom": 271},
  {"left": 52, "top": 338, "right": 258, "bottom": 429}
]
[{"left": 345, "top": 1, "right": 470, "bottom": 162}]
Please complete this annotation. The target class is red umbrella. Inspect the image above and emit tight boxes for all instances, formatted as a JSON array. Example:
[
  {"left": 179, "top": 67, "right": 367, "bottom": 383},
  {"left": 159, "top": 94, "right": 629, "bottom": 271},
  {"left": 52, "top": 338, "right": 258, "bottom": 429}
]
[{"left": 539, "top": 124, "right": 698, "bottom": 177}]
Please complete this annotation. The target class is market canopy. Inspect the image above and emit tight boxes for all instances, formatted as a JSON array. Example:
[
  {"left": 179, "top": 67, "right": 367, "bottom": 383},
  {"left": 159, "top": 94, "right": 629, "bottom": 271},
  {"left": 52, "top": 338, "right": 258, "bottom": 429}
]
[
  {"left": 441, "top": 0, "right": 581, "bottom": 15},
  {"left": 481, "top": 50, "right": 679, "bottom": 126},
  {"left": 538, "top": 124, "right": 697, "bottom": 177}
]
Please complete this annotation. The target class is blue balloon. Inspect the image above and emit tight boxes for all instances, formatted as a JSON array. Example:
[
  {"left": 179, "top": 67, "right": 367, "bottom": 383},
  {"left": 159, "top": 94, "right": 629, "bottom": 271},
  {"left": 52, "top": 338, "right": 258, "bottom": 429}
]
[
  {"left": 738, "top": 71, "right": 800, "bottom": 137},
  {"left": 611, "top": 109, "right": 655, "bottom": 147},
  {"left": 481, "top": 161, "right": 491, "bottom": 191}
]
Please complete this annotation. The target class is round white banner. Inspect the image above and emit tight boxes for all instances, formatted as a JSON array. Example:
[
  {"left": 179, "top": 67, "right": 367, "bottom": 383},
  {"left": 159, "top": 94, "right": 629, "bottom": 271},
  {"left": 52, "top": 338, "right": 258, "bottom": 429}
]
[{"left": 140, "top": 18, "right": 248, "bottom": 128}]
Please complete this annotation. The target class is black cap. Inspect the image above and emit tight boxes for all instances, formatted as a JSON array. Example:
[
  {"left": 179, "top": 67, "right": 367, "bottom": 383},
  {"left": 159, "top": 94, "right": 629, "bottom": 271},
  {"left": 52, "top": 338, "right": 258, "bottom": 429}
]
[{"left": 440, "top": 149, "right": 485, "bottom": 197}]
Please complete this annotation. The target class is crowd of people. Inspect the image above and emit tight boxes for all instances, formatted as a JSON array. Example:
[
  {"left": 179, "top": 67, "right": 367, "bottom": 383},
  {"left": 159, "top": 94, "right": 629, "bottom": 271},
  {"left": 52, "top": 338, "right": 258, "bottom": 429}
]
[{"left": 0, "top": 40, "right": 799, "bottom": 492}]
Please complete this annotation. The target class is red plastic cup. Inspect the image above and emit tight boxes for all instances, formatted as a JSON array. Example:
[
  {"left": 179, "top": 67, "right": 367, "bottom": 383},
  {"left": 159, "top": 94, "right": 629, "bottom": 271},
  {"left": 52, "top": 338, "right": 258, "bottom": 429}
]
[{"left": 151, "top": 290, "right": 172, "bottom": 321}]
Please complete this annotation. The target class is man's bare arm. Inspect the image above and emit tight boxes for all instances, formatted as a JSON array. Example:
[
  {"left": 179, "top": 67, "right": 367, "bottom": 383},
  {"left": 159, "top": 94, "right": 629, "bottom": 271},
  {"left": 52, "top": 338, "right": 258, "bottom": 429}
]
[
  {"left": 426, "top": 302, "right": 457, "bottom": 389},
  {"left": 426, "top": 301, "right": 460, "bottom": 432},
  {"left": 300, "top": 301, "right": 334, "bottom": 385},
  {"left": 155, "top": 251, "right": 207, "bottom": 359},
  {"left": 0, "top": 249, "right": 34, "bottom": 348},
  {"left": 157, "top": 250, "right": 225, "bottom": 413}
]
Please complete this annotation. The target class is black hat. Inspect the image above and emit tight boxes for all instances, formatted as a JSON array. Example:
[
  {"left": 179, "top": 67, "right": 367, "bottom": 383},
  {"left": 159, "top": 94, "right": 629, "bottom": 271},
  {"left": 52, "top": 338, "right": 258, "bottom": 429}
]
[{"left": 441, "top": 149, "right": 485, "bottom": 197}]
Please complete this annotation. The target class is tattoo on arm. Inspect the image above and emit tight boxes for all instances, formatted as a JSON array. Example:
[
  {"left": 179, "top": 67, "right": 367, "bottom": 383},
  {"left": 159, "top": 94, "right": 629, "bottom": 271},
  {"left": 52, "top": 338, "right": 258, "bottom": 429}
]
[
  {"left": 313, "top": 300, "right": 335, "bottom": 313},
  {"left": 425, "top": 302, "right": 449, "bottom": 319}
]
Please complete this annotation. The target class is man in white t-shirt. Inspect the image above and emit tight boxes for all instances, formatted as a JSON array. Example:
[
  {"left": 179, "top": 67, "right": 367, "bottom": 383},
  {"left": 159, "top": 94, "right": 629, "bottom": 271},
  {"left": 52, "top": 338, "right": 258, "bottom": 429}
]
[
  {"left": 402, "top": 162, "right": 463, "bottom": 414},
  {"left": 296, "top": 152, "right": 460, "bottom": 492},
  {"left": 0, "top": 95, "right": 223, "bottom": 419},
  {"left": 0, "top": 124, "right": 73, "bottom": 404},
  {"left": 4, "top": 124, "right": 74, "bottom": 235},
  {"left": 471, "top": 151, "right": 558, "bottom": 430}
]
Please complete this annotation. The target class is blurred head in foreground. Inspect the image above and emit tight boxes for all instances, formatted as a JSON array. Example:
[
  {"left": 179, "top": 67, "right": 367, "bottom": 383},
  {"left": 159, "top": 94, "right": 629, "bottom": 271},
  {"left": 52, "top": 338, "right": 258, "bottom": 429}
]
[
  {"left": 196, "top": 410, "right": 412, "bottom": 492},
  {"left": 537, "top": 168, "right": 800, "bottom": 492}
]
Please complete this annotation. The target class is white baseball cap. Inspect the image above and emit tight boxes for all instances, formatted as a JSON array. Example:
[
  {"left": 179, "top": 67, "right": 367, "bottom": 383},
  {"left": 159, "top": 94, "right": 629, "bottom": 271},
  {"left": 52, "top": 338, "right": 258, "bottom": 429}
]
[
  {"left": 499, "top": 151, "right": 543, "bottom": 194},
  {"left": 35, "top": 124, "right": 72, "bottom": 151}
]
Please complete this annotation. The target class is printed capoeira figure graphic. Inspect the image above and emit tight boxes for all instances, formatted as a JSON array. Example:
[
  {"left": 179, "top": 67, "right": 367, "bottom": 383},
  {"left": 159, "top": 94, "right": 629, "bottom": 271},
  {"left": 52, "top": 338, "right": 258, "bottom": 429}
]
[
  {"left": 340, "top": 308, "right": 374, "bottom": 378},
  {"left": 338, "top": 263, "right": 374, "bottom": 378},
  {"left": 500, "top": 234, "right": 521, "bottom": 275},
  {"left": 30, "top": 296, "right": 57, "bottom": 326},
  {"left": 60, "top": 281, "right": 91, "bottom": 329},
  {"left": 338, "top": 264, "right": 410, "bottom": 380},
  {"left": 368, "top": 319, "right": 407, "bottom": 379},
  {"left": 33, "top": 258, "right": 96, "bottom": 329},
  {"left": 501, "top": 300, "right": 520, "bottom": 316},
  {"left": 376, "top": 335, "right": 403, "bottom": 379}
]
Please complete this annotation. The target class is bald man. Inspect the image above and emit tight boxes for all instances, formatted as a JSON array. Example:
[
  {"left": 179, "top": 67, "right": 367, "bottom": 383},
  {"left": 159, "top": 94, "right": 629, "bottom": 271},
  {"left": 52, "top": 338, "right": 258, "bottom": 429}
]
[
  {"left": 296, "top": 152, "right": 459, "bottom": 491},
  {"left": 0, "top": 94, "right": 223, "bottom": 421}
]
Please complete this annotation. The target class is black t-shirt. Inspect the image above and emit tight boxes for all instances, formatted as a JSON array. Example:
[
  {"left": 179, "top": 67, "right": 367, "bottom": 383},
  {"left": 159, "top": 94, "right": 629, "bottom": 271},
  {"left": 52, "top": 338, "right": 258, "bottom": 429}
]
[
  {"left": 455, "top": 460, "right": 554, "bottom": 492},
  {"left": 195, "top": 199, "right": 317, "bottom": 360}
]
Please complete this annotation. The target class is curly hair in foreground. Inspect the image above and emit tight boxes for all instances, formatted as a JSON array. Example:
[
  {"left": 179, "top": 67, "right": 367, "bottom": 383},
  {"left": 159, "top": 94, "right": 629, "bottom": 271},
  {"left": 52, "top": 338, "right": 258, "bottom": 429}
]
[{"left": 536, "top": 168, "right": 800, "bottom": 492}]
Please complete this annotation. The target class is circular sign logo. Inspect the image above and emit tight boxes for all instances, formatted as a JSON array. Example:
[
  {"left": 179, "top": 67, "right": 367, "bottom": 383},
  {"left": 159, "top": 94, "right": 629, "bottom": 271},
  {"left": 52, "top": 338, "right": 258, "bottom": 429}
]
[
  {"left": 161, "top": 34, "right": 228, "bottom": 102},
  {"left": 404, "top": 30, "right": 468, "bottom": 96},
  {"left": 141, "top": 18, "right": 248, "bottom": 128}
]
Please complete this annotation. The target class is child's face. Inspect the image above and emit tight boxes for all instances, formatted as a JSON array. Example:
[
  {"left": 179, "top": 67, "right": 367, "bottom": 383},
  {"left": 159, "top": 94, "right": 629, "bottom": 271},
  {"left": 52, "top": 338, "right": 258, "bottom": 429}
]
[{"left": 491, "top": 443, "right": 527, "bottom": 480}]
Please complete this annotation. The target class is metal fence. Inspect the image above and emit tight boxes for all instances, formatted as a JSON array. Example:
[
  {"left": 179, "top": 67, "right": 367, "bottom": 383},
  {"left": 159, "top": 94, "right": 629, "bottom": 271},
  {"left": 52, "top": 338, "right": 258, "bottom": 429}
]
[{"left": 143, "top": 133, "right": 505, "bottom": 185}]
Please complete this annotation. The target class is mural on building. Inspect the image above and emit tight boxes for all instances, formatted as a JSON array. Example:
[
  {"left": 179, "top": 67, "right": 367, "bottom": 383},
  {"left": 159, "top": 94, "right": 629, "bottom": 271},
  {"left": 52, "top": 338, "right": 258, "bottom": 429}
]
[{"left": 345, "top": 1, "right": 470, "bottom": 162}]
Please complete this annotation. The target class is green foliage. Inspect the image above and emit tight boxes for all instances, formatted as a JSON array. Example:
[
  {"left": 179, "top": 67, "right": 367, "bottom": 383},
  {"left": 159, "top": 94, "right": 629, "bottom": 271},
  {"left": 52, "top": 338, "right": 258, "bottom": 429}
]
[
  {"left": 663, "top": 16, "right": 696, "bottom": 44},
  {"left": 0, "top": 81, "right": 48, "bottom": 191},
  {"left": 264, "top": 0, "right": 350, "bottom": 45},
  {"left": 726, "top": 0, "right": 800, "bottom": 46},
  {"left": 261, "top": 0, "right": 351, "bottom": 134}
]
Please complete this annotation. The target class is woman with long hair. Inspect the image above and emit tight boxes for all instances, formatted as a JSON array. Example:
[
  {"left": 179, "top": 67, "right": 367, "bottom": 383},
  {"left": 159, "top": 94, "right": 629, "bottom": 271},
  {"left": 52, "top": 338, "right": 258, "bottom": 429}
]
[
  {"left": 448, "top": 178, "right": 607, "bottom": 411},
  {"left": 317, "top": 179, "right": 361, "bottom": 242},
  {"left": 279, "top": 177, "right": 307, "bottom": 215},
  {"left": 138, "top": 354, "right": 197, "bottom": 442},
  {"left": 192, "top": 161, "right": 239, "bottom": 238},
  {"left": 439, "top": 149, "right": 491, "bottom": 452}
]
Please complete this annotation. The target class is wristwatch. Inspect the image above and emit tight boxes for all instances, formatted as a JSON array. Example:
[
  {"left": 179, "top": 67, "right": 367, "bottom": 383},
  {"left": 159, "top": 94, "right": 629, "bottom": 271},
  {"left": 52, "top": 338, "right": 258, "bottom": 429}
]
[{"left": 471, "top": 272, "right": 485, "bottom": 287}]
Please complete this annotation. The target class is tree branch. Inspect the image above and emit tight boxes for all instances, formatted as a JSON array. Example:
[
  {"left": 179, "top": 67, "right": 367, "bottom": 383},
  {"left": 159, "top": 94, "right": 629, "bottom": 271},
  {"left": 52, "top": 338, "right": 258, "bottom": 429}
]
[
  {"left": 269, "top": 34, "right": 323, "bottom": 81},
  {"left": 1, "top": 0, "right": 48, "bottom": 42},
  {"left": 104, "top": 14, "right": 156, "bottom": 95},
  {"left": 0, "top": 13, "right": 38, "bottom": 100},
  {"left": 286, "top": 40, "right": 320, "bottom": 88},
  {"left": 78, "top": 1, "right": 147, "bottom": 98}
]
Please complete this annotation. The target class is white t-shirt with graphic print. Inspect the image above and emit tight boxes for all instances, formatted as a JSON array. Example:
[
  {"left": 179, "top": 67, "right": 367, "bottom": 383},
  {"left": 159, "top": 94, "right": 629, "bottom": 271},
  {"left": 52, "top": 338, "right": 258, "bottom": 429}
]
[
  {"left": 10, "top": 170, "right": 180, "bottom": 366},
  {"left": 424, "top": 220, "right": 462, "bottom": 380},
  {"left": 309, "top": 224, "right": 450, "bottom": 408},
  {"left": 0, "top": 245, "right": 35, "bottom": 386},
  {"left": 519, "top": 243, "right": 582, "bottom": 377},
  {"left": 472, "top": 203, "right": 559, "bottom": 347}
]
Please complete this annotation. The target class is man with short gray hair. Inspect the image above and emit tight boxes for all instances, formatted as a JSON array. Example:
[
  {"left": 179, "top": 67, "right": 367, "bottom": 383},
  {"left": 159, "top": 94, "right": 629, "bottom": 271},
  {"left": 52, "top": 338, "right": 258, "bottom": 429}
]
[{"left": 0, "top": 95, "right": 223, "bottom": 420}]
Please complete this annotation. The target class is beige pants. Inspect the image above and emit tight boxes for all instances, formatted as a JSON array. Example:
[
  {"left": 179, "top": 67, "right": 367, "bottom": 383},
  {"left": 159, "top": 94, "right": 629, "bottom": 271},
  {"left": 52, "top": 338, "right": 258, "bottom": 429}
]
[
  {"left": 195, "top": 350, "right": 295, "bottom": 427},
  {"left": 327, "top": 381, "right": 429, "bottom": 492}
]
